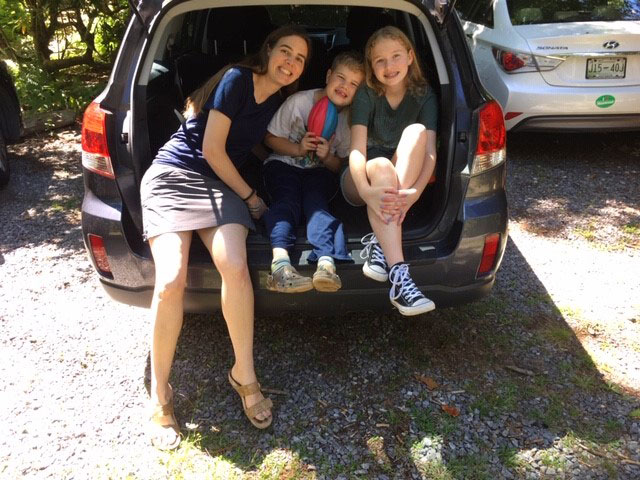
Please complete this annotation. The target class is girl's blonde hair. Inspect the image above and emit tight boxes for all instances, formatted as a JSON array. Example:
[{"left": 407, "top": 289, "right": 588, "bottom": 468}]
[
  {"left": 364, "top": 25, "right": 428, "bottom": 97},
  {"left": 184, "top": 25, "right": 312, "bottom": 117}
]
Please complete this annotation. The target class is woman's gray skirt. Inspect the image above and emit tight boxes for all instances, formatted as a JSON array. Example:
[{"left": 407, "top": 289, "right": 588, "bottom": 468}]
[{"left": 140, "top": 163, "right": 254, "bottom": 240}]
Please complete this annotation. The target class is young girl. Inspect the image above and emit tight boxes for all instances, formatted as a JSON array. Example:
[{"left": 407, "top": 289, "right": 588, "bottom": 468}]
[
  {"left": 341, "top": 26, "right": 437, "bottom": 316},
  {"left": 141, "top": 26, "right": 311, "bottom": 448}
]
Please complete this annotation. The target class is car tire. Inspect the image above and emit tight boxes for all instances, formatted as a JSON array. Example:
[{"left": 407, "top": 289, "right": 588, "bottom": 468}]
[{"left": 0, "top": 131, "right": 9, "bottom": 188}]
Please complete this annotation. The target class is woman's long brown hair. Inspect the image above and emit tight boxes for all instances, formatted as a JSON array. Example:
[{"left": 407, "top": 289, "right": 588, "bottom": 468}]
[{"left": 184, "top": 25, "right": 312, "bottom": 117}]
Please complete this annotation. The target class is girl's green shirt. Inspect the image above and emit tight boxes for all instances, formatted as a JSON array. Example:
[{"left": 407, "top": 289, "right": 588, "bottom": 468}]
[{"left": 351, "top": 84, "right": 438, "bottom": 154}]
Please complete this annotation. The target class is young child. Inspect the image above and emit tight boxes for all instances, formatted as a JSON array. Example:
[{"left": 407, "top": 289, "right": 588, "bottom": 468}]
[
  {"left": 340, "top": 26, "right": 438, "bottom": 316},
  {"left": 263, "top": 51, "right": 365, "bottom": 293}
]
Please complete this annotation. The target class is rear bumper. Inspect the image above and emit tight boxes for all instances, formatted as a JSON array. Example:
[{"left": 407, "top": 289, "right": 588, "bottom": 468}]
[
  {"left": 481, "top": 66, "right": 640, "bottom": 131},
  {"left": 99, "top": 273, "right": 496, "bottom": 314},
  {"left": 510, "top": 114, "right": 640, "bottom": 132},
  {"left": 83, "top": 169, "right": 508, "bottom": 315}
]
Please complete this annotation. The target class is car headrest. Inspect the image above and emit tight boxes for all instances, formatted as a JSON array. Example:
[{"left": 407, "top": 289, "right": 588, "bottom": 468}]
[
  {"left": 207, "top": 6, "right": 273, "bottom": 56},
  {"left": 346, "top": 7, "right": 394, "bottom": 51}
]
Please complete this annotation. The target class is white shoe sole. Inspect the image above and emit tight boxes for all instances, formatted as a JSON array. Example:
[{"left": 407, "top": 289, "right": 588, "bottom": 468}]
[
  {"left": 391, "top": 299, "right": 436, "bottom": 316},
  {"left": 362, "top": 262, "right": 388, "bottom": 282}
]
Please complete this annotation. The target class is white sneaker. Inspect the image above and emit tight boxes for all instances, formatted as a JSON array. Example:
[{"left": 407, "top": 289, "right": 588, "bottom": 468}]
[
  {"left": 360, "top": 233, "right": 388, "bottom": 282},
  {"left": 388, "top": 263, "right": 435, "bottom": 316}
]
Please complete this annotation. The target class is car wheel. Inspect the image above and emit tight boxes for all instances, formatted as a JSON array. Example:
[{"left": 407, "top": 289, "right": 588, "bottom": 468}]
[{"left": 0, "top": 131, "right": 9, "bottom": 188}]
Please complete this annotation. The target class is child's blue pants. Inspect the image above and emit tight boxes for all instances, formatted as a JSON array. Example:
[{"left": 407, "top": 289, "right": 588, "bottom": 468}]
[{"left": 263, "top": 160, "right": 351, "bottom": 262}]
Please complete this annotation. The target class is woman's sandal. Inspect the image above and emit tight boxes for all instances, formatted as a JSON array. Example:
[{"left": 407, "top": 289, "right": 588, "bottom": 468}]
[
  {"left": 228, "top": 370, "right": 273, "bottom": 429},
  {"left": 149, "top": 396, "right": 181, "bottom": 450}
]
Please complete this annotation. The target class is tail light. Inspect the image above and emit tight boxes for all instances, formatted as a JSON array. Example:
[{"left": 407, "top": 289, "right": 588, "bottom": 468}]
[
  {"left": 492, "top": 47, "right": 564, "bottom": 73},
  {"left": 504, "top": 112, "right": 523, "bottom": 121},
  {"left": 87, "top": 234, "right": 113, "bottom": 278},
  {"left": 477, "top": 233, "right": 500, "bottom": 277},
  {"left": 81, "top": 102, "right": 114, "bottom": 179},
  {"left": 471, "top": 101, "right": 506, "bottom": 175}
]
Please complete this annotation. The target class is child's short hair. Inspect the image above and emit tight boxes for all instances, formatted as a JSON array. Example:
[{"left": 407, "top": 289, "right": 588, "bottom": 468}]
[
  {"left": 364, "top": 25, "right": 428, "bottom": 97},
  {"left": 330, "top": 50, "right": 365, "bottom": 74}
]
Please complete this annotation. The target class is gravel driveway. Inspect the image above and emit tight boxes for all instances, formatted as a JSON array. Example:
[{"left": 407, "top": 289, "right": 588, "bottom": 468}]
[{"left": 1, "top": 127, "right": 639, "bottom": 479}]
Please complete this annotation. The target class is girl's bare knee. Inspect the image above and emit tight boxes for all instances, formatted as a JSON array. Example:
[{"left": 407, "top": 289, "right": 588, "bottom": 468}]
[
  {"left": 402, "top": 123, "right": 427, "bottom": 143},
  {"left": 367, "top": 157, "right": 396, "bottom": 185}
]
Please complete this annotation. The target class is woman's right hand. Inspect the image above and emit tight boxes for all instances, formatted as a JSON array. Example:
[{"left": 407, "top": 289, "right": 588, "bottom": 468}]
[
  {"left": 362, "top": 186, "right": 407, "bottom": 225},
  {"left": 246, "top": 194, "right": 268, "bottom": 219}
]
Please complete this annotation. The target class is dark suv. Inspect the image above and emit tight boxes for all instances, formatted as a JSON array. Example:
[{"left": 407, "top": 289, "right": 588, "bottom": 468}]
[
  {"left": 0, "top": 60, "right": 22, "bottom": 188},
  {"left": 80, "top": 1, "right": 508, "bottom": 314}
]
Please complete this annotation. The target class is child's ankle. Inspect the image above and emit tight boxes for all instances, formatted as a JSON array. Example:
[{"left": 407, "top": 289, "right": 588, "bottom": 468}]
[
  {"left": 271, "top": 256, "right": 291, "bottom": 273},
  {"left": 317, "top": 256, "right": 335, "bottom": 271}
]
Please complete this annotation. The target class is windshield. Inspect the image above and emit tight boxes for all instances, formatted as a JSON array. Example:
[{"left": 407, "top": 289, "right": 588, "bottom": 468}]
[{"left": 507, "top": 0, "right": 640, "bottom": 24}]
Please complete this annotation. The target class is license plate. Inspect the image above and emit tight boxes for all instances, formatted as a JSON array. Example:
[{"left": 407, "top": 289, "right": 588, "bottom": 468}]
[{"left": 586, "top": 57, "right": 626, "bottom": 79}]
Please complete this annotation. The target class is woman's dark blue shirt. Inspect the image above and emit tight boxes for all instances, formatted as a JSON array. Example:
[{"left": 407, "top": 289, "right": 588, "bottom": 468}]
[{"left": 154, "top": 67, "right": 282, "bottom": 179}]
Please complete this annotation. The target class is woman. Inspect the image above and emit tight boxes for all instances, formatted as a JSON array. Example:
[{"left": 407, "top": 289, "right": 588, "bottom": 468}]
[{"left": 141, "top": 26, "right": 311, "bottom": 449}]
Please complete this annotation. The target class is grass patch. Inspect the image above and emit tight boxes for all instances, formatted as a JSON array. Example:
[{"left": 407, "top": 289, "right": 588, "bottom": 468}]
[
  {"left": 410, "top": 407, "right": 459, "bottom": 437},
  {"left": 412, "top": 459, "right": 453, "bottom": 480},
  {"left": 366, "top": 436, "right": 392, "bottom": 473},
  {"left": 629, "top": 408, "right": 640, "bottom": 419},
  {"left": 540, "top": 324, "right": 573, "bottom": 347},
  {"left": 530, "top": 394, "right": 566, "bottom": 431},
  {"left": 160, "top": 432, "right": 243, "bottom": 479},
  {"left": 497, "top": 446, "right": 526, "bottom": 471},
  {"left": 49, "top": 197, "right": 81, "bottom": 212},
  {"left": 525, "top": 292, "right": 553, "bottom": 309},
  {"left": 412, "top": 407, "right": 438, "bottom": 435},
  {"left": 460, "top": 296, "right": 509, "bottom": 321},
  {"left": 470, "top": 380, "right": 519, "bottom": 417},
  {"left": 602, "top": 459, "right": 619, "bottom": 479},
  {"left": 574, "top": 223, "right": 597, "bottom": 242},
  {"left": 254, "top": 449, "right": 315, "bottom": 479},
  {"left": 603, "top": 419, "right": 625, "bottom": 440},
  {"left": 539, "top": 450, "right": 566, "bottom": 471},
  {"left": 557, "top": 305, "right": 584, "bottom": 323},
  {"left": 622, "top": 223, "right": 640, "bottom": 236},
  {"left": 560, "top": 432, "right": 580, "bottom": 450},
  {"left": 386, "top": 408, "right": 410, "bottom": 430},
  {"left": 447, "top": 454, "right": 492, "bottom": 480}
]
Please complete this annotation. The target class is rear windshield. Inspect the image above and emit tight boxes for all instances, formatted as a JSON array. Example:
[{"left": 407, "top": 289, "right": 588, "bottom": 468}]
[{"left": 507, "top": 0, "right": 640, "bottom": 25}]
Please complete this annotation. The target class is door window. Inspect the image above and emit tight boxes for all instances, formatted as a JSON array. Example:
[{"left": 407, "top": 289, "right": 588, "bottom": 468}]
[{"left": 456, "top": 0, "right": 495, "bottom": 27}]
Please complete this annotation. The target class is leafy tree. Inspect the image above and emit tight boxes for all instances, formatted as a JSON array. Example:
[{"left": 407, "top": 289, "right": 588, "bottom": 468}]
[{"left": 0, "top": 0, "right": 129, "bottom": 72}]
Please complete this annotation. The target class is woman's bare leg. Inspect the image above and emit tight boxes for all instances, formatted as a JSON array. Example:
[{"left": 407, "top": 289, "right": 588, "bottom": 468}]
[
  {"left": 198, "top": 224, "right": 270, "bottom": 421},
  {"left": 148, "top": 230, "right": 192, "bottom": 406}
]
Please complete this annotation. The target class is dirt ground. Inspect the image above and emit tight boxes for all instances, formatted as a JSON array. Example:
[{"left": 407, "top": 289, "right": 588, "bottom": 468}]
[{"left": 1, "top": 127, "right": 639, "bottom": 479}]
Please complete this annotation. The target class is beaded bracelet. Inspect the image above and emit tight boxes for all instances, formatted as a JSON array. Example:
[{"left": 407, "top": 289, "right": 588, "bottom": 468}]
[{"left": 241, "top": 188, "right": 256, "bottom": 202}]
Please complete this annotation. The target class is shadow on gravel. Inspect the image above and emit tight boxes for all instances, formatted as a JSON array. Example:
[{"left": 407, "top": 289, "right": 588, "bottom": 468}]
[
  {"left": 508, "top": 131, "right": 640, "bottom": 249},
  {"left": 156, "top": 236, "right": 639, "bottom": 478},
  {"left": 0, "top": 127, "right": 84, "bottom": 254}
]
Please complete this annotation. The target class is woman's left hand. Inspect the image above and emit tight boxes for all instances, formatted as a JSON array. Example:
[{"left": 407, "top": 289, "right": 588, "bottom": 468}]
[
  {"left": 390, "top": 188, "right": 420, "bottom": 225},
  {"left": 247, "top": 195, "right": 268, "bottom": 219}
]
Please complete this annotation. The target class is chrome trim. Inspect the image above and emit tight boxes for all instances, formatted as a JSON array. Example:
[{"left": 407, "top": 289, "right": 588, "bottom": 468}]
[{"left": 554, "top": 51, "right": 640, "bottom": 58}]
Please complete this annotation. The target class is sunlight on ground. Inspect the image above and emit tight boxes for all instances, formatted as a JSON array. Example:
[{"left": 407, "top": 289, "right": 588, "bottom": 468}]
[
  {"left": 509, "top": 223, "right": 640, "bottom": 394},
  {"left": 160, "top": 441, "right": 315, "bottom": 479}
]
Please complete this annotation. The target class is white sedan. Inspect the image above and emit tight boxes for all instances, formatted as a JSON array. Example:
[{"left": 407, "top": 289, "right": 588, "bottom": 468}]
[{"left": 456, "top": 0, "right": 640, "bottom": 131}]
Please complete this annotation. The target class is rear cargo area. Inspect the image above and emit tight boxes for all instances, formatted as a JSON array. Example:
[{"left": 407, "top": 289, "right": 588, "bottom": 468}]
[{"left": 138, "top": 4, "right": 450, "bottom": 248}]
